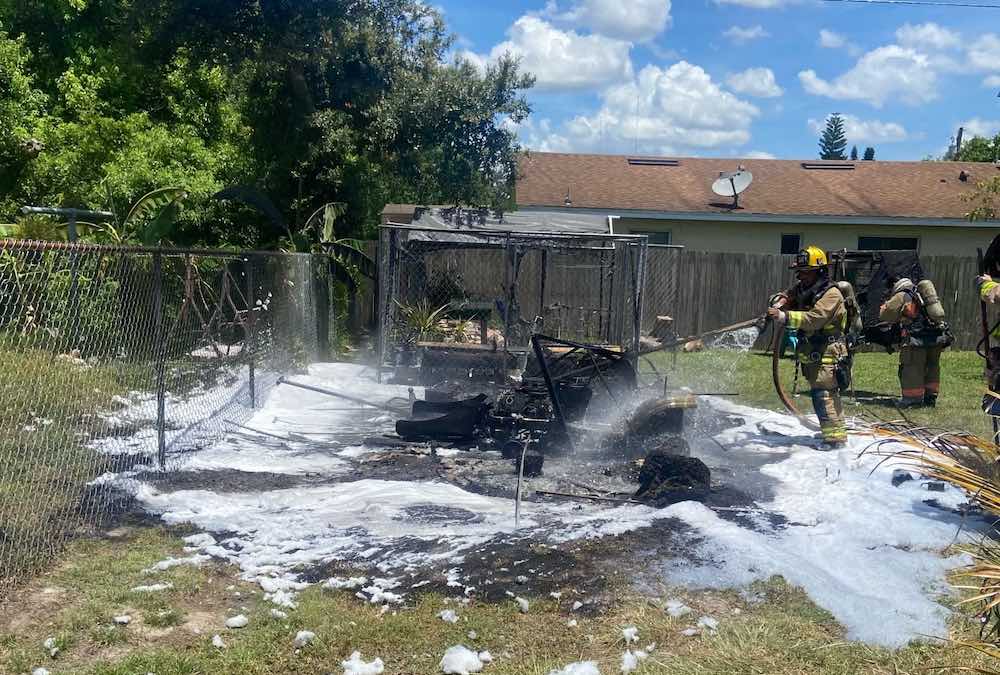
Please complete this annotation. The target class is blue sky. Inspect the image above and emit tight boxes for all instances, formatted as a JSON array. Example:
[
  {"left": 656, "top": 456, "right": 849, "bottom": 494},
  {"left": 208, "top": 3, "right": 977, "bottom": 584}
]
[{"left": 437, "top": 0, "right": 1000, "bottom": 160}]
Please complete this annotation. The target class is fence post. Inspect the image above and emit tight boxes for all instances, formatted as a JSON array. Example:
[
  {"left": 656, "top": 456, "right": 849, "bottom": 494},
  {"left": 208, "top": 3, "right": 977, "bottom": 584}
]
[
  {"left": 245, "top": 255, "right": 256, "bottom": 408},
  {"left": 315, "top": 255, "right": 330, "bottom": 361},
  {"left": 631, "top": 239, "right": 647, "bottom": 366},
  {"left": 376, "top": 228, "right": 398, "bottom": 383},
  {"left": 503, "top": 233, "right": 513, "bottom": 349},
  {"left": 152, "top": 250, "right": 166, "bottom": 470},
  {"left": 68, "top": 210, "right": 81, "bottom": 349},
  {"left": 539, "top": 249, "right": 548, "bottom": 320}
]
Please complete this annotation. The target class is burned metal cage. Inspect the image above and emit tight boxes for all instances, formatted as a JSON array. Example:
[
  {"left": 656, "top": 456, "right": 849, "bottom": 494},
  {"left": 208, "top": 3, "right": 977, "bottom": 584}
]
[{"left": 376, "top": 224, "right": 648, "bottom": 378}]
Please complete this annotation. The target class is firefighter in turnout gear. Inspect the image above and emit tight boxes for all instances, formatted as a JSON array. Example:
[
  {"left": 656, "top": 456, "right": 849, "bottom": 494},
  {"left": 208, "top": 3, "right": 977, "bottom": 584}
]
[
  {"left": 767, "top": 246, "right": 849, "bottom": 449},
  {"left": 879, "top": 277, "right": 952, "bottom": 408},
  {"left": 976, "top": 234, "right": 1000, "bottom": 423}
]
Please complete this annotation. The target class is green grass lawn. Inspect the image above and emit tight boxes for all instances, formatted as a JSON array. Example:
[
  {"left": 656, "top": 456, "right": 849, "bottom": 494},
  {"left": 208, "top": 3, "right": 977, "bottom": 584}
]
[
  {"left": 2, "top": 347, "right": 998, "bottom": 673},
  {"left": 0, "top": 344, "right": 152, "bottom": 598},
  {"left": 0, "top": 528, "right": 996, "bottom": 674},
  {"left": 646, "top": 348, "right": 992, "bottom": 439}
]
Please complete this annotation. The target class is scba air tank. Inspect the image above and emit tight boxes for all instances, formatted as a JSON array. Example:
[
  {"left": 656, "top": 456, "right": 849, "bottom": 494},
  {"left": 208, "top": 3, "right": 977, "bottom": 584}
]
[
  {"left": 834, "top": 281, "right": 864, "bottom": 334},
  {"left": 916, "top": 279, "right": 945, "bottom": 322}
]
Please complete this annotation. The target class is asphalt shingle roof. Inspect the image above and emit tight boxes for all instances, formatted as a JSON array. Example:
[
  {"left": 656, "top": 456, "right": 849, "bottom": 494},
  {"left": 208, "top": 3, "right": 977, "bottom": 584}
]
[{"left": 516, "top": 152, "right": 1000, "bottom": 221}]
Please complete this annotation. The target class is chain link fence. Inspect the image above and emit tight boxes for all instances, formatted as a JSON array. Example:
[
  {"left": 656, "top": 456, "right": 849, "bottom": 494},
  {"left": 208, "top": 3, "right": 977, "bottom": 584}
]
[
  {"left": 0, "top": 240, "right": 337, "bottom": 599},
  {"left": 375, "top": 225, "right": 648, "bottom": 379}
]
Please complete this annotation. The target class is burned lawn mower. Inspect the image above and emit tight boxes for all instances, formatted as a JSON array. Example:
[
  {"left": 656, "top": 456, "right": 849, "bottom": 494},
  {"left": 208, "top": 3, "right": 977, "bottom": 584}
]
[{"left": 389, "top": 334, "right": 698, "bottom": 478}]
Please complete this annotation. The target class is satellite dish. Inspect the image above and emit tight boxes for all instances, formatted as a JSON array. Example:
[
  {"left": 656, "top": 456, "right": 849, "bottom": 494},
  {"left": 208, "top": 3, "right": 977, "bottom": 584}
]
[{"left": 711, "top": 168, "right": 753, "bottom": 208}]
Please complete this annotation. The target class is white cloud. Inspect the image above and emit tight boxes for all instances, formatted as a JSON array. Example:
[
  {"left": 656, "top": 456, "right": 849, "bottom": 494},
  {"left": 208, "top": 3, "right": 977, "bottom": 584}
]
[
  {"left": 968, "top": 34, "right": 1000, "bottom": 72},
  {"left": 895, "top": 22, "right": 960, "bottom": 51},
  {"left": 506, "top": 117, "right": 571, "bottom": 152},
  {"left": 807, "top": 114, "right": 909, "bottom": 143},
  {"left": 819, "top": 29, "right": 847, "bottom": 49},
  {"left": 726, "top": 67, "right": 783, "bottom": 98},
  {"left": 985, "top": 74, "right": 1000, "bottom": 88},
  {"left": 798, "top": 45, "right": 938, "bottom": 107},
  {"left": 547, "top": 0, "right": 672, "bottom": 42},
  {"left": 723, "top": 25, "right": 770, "bottom": 44},
  {"left": 467, "top": 15, "right": 632, "bottom": 91},
  {"left": 818, "top": 29, "right": 861, "bottom": 57},
  {"left": 713, "top": 0, "right": 792, "bottom": 7},
  {"left": 745, "top": 150, "right": 776, "bottom": 159},
  {"left": 961, "top": 118, "right": 1000, "bottom": 139},
  {"left": 537, "top": 62, "right": 759, "bottom": 155}
]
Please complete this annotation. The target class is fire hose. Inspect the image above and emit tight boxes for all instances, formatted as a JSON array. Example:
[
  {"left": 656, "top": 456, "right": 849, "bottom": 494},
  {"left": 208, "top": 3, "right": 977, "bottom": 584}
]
[{"left": 769, "top": 313, "right": 821, "bottom": 431}]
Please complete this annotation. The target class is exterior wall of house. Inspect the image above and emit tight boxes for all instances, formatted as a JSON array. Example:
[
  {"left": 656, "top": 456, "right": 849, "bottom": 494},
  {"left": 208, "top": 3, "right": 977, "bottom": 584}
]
[{"left": 614, "top": 217, "right": 999, "bottom": 255}]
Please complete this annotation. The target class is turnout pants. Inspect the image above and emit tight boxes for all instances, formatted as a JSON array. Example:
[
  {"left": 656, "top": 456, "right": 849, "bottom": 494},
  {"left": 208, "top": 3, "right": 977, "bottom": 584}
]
[
  {"left": 898, "top": 345, "right": 942, "bottom": 400},
  {"left": 800, "top": 341, "right": 848, "bottom": 445}
]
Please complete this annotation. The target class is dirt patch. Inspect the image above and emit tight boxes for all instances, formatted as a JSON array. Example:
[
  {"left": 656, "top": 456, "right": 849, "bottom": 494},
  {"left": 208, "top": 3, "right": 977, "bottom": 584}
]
[{"left": 1, "top": 584, "right": 69, "bottom": 633}]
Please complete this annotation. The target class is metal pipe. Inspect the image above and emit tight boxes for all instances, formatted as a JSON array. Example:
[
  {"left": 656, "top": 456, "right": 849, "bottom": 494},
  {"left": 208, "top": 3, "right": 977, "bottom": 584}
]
[
  {"left": 20, "top": 206, "right": 114, "bottom": 220},
  {"left": 530, "top": 334, "right": 567, "bottom": 435},
  {"left": 276, "top": 376, "right": 402, "bottom": 412}
]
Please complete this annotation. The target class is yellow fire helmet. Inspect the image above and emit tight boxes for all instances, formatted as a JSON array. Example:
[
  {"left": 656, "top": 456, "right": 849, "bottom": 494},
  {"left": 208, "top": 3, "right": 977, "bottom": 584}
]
[{"left": 789, "top": 245, "right": 828, "bottom": 270}]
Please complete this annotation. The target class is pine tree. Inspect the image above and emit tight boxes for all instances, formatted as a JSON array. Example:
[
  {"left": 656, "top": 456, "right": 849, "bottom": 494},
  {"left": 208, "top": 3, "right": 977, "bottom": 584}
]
[
  {"left": 818, "top": 113, "right": 848, "bottom": 160},
  {"left": 850, "top": 145, "right": 858, "bottom": 160},
  {"left": 863, "top": 146, "right": 875, "bottom": 160}
]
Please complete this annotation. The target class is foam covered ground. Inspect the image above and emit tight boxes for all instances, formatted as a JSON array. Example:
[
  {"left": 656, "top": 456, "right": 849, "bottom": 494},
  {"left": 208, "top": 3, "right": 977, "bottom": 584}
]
[{"left": 104, "top": 363, "right": 977, "bottom": 647}]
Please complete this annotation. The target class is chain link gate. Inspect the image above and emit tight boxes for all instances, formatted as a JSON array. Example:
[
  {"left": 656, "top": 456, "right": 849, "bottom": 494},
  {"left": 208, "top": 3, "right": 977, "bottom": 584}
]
[{"left": 0, "top": 240, "right": 337, "bottom": 599}]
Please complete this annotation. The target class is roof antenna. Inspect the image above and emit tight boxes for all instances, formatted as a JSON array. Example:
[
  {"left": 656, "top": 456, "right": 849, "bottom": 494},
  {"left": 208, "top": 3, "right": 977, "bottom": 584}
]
[{"left": 711, "top": 167, "right": 754, "bottom": 210}]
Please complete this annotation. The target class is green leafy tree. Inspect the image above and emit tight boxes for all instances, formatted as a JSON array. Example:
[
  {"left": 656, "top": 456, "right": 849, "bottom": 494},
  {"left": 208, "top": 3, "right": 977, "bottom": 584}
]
[
  {"left": 818, "top": 113, "right": 848, "bottom": 160},
  {"left": 0, "top": 30, "right": 46, "bottom": 218},
  {"left": 0, "top": 0, "right": 532, "bottom": 246},
  {"left": 863, "top": 146, "right": 875, "bottom": 161},
  {"left": 956, "top": 134, "right": 1000, "bottom": 163},
  {"left": 850, "top": 145, "right": 858, "bottom": 161}
]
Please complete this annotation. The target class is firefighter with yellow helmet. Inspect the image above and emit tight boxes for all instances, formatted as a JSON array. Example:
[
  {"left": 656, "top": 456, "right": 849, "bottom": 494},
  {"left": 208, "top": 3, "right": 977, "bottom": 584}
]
[{"left": 767, "top": 246, "right": 849, "bottom": 449}]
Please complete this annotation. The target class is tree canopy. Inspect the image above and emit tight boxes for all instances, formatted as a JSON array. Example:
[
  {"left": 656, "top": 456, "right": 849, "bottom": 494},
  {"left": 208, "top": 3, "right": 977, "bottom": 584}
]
[
  {"left": 818, "top": 113, "right": 848, "bottom": 161},
  {"left": 954, "top": 134, "right": 1000, "bottom": 163},
  {"left": 0, "top": 0, "right": 533, "bottom": 247}
]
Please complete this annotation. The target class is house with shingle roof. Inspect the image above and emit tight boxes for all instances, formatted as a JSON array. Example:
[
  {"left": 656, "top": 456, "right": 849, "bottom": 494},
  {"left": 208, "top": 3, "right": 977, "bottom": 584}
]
[{"left": 512, "top": 152, "right": 1000, "bottom": 255}]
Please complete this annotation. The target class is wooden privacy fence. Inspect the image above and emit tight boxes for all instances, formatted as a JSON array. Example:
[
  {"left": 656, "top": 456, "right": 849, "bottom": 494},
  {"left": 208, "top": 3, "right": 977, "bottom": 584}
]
[
  {"left": 643, "top": 249, "right": 985, "bottom": 351},
  {"left": 357, "top": 243, "right": 987, "bottom": 352}
]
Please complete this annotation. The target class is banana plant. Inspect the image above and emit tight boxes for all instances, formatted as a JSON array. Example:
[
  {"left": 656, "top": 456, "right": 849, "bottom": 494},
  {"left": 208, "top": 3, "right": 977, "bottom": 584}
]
[{"left": 77, "top": 187, "right": 188, "bottom": 245}]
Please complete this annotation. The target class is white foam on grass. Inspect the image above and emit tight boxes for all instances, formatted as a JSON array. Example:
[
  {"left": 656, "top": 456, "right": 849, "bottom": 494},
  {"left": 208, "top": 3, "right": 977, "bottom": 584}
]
[
  {"left": 143, "top": 554, "right": 211, "bottom": 573},
  {"left": 342, "top": 650, "right": 386, "bottom": 675},
  {"left": 130, "top": 582, "right": 172, "bottom": 593},
  {"left": 128, "top": 477, "right": 672, "bottom": 602},
  {"left": 548, "top": 662, "right": 601, "bottom": 675},
  {"left": 182, "top": 441, "right": 350, "bottom": 475},
  {"left": 439, "top": 645, "right": 483, "bottom": 674},
  {"left": 107, "top": 362, "right": 982, "bottom": 649},
  {"left": 91, "top": 367, "right": 256, "bottom": 459},
  {"left": 661, "top": 397, "right": 975, "bottom": 647}
]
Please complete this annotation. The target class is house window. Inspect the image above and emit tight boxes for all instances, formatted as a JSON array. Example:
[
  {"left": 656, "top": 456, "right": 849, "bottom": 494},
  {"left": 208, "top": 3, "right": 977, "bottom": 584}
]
[
  {"left": 632, "top": 230, "right": 671, "bottom": 246},
  {"left": 857, "top": 236, "right": 919, "bottom": 251},
  {"left": 780, "top": 234, "right": 801, "bottom": 255}
]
